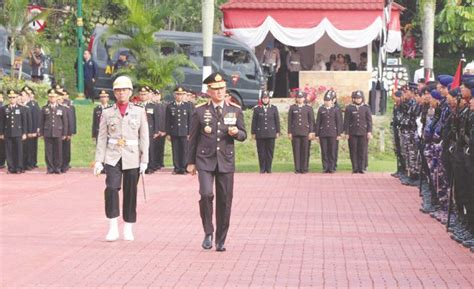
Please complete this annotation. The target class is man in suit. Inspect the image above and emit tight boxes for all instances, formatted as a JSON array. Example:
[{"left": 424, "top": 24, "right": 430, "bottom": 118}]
[
  {"left": 166, "top": 86, "right": 192, "bottom": 174},
  {"left": 251, "top": 91, "right": 280, "bottom": 173},
  {"left": 92, "top": 90, "right": 111, "bottom": 142},
  {"left": 187, "top": 72, "right": 247, "bottom": 252},
  {"left": 315, "top": 90, "right": 343, "bottom": 173},
  {"left": 288, "top": 91, "right": 315, "bottom": 174},
  {"left": 0, "top": 90, "right": 28, "bottom": 174},
  {"left": 18, "top": 89, "right": 33, "bottom": 171},
  {"left": 94, "top": 76, "right": 149, "bottom": 242},
  {"left": 344, "top": 90, "right": 373, "bottom": 173},
  {"left": 39, "top": 89, "right": 69, "bottom": 174}
]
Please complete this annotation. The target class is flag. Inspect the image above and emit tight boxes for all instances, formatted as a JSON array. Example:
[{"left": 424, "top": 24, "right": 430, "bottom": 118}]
[{"left": 451, "top": 60, "right": 463, "bottom": 89}]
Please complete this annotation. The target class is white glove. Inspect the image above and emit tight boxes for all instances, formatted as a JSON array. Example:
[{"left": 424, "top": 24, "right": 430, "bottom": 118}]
[
  {"left": 139, "top": 163, "right": 148, "bottom": 174},
  {"left": 94, "top": 162, "right": 104, "bottom": 176}
]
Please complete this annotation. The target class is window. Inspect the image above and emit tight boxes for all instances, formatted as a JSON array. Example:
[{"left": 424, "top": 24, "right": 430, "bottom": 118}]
[
  {"left": 178, "top": 44, "right": 203, "bottom": 67},
  {"left": 222, "top": 49, "right": 256, "bottom": 79}
]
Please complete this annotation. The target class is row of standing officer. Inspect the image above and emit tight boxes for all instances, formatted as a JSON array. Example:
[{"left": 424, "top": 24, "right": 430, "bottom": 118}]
[
  {"left": 251, "top": 89, "right": 372, "bottom": 175},
  {"left": 0, "top": 85, "right": 76, "bottom": 174},
  {"left": 390, "top": 67, "right": 474, "bottom": 253}
]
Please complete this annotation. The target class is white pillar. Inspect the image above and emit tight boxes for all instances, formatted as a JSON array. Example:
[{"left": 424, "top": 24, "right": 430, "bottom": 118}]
[{"left": 202, "top": 0, "right": 214, "bottom": 93}]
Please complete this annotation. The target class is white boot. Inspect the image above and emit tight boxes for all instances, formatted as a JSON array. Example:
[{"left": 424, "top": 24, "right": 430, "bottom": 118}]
[
  {"left": 105, "top": 217, "right": 119, "bottom": 241},
  {"left": 123, "top": 222, "right": 134, "bottom": 241}
]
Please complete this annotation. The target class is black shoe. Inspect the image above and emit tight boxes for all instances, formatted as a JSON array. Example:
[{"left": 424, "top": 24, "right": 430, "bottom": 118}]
[
  {"left": 216, "top": 243, "right": 226, "bottom": 252},
  {"left": 47, "top": 170, "right": 54, "bottom": 174},
  {"left": 54, "top": 170, "right": 61, "bottom": 174},
  {"left": 202, "top": 234, "right": 212, "bottom": 250}
]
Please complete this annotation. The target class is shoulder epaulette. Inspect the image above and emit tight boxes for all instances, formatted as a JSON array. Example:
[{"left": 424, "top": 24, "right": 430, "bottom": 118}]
[
  {"left": 195, "top": 100, "right": 210, "bottom": 108},
  {"left": 226, "top": 100, "right": 241, "bottom": 109}
]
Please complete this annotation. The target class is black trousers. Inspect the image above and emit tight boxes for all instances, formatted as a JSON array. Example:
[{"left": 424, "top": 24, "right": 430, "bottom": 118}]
[
  {"left": 85, "top": 80, "right": 95, "bottom": 100},
  {"left": 348, "top": 135, "right": 368, "bottom": 172},
  {"left": 288, "top": 71, "right": 299, "bottom": 90},
  {"left": 62, "top": 138, "right": 71, "bottom": 171},
  {"left": 22, "top": 138, "right": 29, "bottom": 169},
  {"left": 147, "top": 135, "right": 156, "bottom": 171},
  {"left": 465, "top": 157, "right": 474, "bottom": 230},
  {"left": 320, "top": 137, "right": 337, "bottom": 171},
  {"left": 171, "top": 136, "right": 188, "bottom": 173},
  {"left": 198, "top": 170, "right": 234, "bottom": 245},
  {"left": 5, "top": 136, "right": 23, "bottom": 172},
  {"left": 104, "top": 160, "right": 139, "bottom": 222},
  {"left": 27, "top": 137, "right": 38, "bottom": 167},
  {"left": 256, "top": 138, "right": 275, "bottom": 173},
  {"left": 452, "top": 148, "right": 470, "bottom": 217},
  {"left": 44, "top": 137, "right": 62, "bottom": 172},
  {"left": 155, "top": 137, "right": 166, "bottom": 169},
  {"left": 0, "top": 139, "right": 5, "bottom": 167},
  {"left": 292, "top": 136, "right": 309, "bottom": 173}
]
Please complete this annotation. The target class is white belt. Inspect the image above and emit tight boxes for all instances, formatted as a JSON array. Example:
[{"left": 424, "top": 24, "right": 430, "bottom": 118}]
[{"left": 108, "top": 138, "right": 139, "bottom": 146}]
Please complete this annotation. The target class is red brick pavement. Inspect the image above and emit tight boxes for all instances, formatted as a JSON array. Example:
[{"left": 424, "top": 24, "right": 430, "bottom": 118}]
[{"left": 1, "top": 171, "right": 473, "bottom": 288}]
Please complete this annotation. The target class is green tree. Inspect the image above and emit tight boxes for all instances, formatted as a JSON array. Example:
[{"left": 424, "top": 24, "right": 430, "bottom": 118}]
[
  {"left": 436, "top": 0, "right": 474, "bottom": 52},
  {"left": 0, "top": 0, "right": 48, "bottom": 79},
  {"left": 105, "top": 0, "right": 195, "bottom": 90}
]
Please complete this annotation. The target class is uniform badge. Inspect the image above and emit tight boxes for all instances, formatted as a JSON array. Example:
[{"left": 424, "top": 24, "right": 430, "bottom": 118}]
[
  {"left": 57, "top": 110, "right": 63, "bottom": 116},
  {"left": 15, "top": 109, "right": 20, "bottom": 114},
  {"left": 203, "top": 110, "right": 212, "bottom": 134},
  {"left": 223, "top": 112, "right": 237, "bottom": 126}
]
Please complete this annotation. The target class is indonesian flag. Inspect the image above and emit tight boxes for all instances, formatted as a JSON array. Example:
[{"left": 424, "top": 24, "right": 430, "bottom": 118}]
[{"left": 451, "top": 61, "right": 463, "bottom": 89}]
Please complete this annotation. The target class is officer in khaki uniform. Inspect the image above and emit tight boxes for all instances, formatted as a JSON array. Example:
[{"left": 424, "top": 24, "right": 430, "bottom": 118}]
[
  {"left": 288, "top": 91, "right": 315, "bottom": 174},
  {"left": 344, "top": 90, "right": 373, "bottom": 173},
  {"left": 94, "top": 76, "right": 149, "bottom": 242},
  {"left": 0, "top": 90, "right": 28, "bottom": 174},
  {"left": 39, "top": 89, "right": 68, "bottom": 174},
  {"left": 187, "top": 72, "right": 247, "bottom": 252},
  {"left": 251, "top": 91, "right": 280, "bottom": 173},
  {"left": 166, "top": 86, "right": 192, "bottom": 174}
]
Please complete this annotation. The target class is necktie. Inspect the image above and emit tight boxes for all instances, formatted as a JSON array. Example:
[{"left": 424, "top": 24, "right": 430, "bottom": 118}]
[{"left": 216, "top": 106, "right": 222, "bottom": 119}]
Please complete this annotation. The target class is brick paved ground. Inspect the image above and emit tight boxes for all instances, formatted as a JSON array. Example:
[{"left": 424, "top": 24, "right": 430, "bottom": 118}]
[{"left": 1, "top": 170, "right": 473, "bottom": 288}]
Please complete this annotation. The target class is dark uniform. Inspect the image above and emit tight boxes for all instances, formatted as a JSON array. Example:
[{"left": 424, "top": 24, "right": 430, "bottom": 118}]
[
  {"left": 166, "top": 87, "right": 192, "bottom": 174},
  {"left": 154, "top": 98, "right": 167, "bottom": 170},
  {"left": 187, "top": 72, "right": 247, "bottom": 251},
  {"left": 251, "top": 94, "right": 280, "bottom": 173},
  {"left": 0, "top": 91, "right": 28, "bottom": 173},
  {"left": 143, "top": 100, "right": 160, "bottom": 174},
  {"left": 40, "top": 89, "right": 68, "bottom": 174},
  {"left": 0, "top": 98, "right": 5, "bottom": 169},
  {"left": 20, "top": 101, "right": 33, "bottom": 171},
  {"left": 344, "top": 90, "right": 372, "bottom": 173},
  {"left": 25, "top": 91, "right": 41, "bottom": 169},
  {"left": 288, "top": 92, "right": 315, "bottom": 173},
  {"left": 60, "top": 96, "right": 76, "bottom": 172},
  {"left": 315, "top": 90, "right": 343, "bottom": 173}
]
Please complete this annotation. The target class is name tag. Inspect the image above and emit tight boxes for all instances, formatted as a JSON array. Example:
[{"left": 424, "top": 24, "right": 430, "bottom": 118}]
[
  {"left": 15, "top": 109, "right": 20, "bottom": 114},
  {"left": 147, "top": 109, "right": 154, "bottom": 114},
  {"left": 57, "top": 110, "right": 63, "bottom": 116}
]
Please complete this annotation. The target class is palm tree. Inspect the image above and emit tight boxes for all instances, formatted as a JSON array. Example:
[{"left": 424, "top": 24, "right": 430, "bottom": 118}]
[
  {"left": 0, "top": 0, "right": 48, "bottom": 80},
  {"left": 104, "top": 0, "right": 196, "bottom": 90}
]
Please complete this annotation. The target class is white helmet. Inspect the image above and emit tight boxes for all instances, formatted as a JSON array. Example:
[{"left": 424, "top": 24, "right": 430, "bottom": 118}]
[{"left": 113, "top": 76, "right": 133, "bottom": 90}]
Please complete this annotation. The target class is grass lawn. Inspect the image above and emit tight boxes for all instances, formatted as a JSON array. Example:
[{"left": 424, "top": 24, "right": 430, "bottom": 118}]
[{"left": 34, "top": 101, "right": 396, "bottom": 172}]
